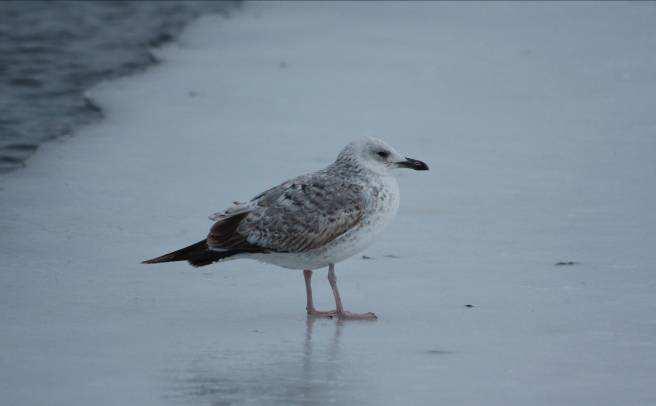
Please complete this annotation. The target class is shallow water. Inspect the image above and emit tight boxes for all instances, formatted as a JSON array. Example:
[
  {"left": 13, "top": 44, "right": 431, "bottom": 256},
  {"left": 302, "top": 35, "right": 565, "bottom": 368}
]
[{"left": 0, "top": 0, "right": 236, "bottom": 172}]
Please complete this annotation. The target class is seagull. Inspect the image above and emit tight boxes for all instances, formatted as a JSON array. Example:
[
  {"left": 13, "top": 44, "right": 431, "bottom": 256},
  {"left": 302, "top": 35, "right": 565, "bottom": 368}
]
[{"left": 143, "top": 137, "right": 428, "bottom": 320}]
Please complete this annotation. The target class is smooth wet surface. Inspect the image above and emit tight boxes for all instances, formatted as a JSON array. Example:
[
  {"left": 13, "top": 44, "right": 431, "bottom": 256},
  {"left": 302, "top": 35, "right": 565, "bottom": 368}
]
[{"left": 2, "top": 3, "right": 656, "bottom": 405}]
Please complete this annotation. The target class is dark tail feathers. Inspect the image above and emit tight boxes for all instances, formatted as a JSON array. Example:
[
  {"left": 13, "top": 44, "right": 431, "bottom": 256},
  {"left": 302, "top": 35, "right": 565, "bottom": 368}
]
[{"left": 142, "top": 239, "right": 240, "bottom": 267}]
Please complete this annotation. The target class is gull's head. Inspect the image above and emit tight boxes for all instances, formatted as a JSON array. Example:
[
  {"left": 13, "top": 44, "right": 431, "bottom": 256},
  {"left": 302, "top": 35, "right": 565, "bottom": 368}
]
[{"left": 336, "top": 137, "right": 429, "bottom": 175}]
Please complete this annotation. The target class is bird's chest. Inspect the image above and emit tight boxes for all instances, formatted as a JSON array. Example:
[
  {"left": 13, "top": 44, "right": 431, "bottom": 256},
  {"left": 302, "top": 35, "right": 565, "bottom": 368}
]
[
  {"left": 360, "top": 175, "right": 400, "bottom": 235},
  {"left": 323, "top": 176, "right": 399, "bottom": 258}
]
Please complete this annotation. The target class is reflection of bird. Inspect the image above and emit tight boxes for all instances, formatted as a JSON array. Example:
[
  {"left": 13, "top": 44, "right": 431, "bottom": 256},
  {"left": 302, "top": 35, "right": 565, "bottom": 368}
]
[{"left": 143, "top": 137, "right": 428, "bottom": 319}]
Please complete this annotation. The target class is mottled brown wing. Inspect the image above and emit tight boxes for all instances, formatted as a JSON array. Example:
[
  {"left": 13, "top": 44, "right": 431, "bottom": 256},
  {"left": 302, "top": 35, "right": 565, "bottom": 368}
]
[
  {"left": 206, "top": 211, "right": 265, "bottom": 253},
  {"left": 235, "top": 174, "right": 365, "bottom": 253}
]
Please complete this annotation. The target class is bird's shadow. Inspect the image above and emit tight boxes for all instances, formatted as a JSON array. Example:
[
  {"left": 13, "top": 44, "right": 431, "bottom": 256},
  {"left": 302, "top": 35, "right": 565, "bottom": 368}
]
[{"left": 165, "top": 317, "right": 357, "bottom": 405}]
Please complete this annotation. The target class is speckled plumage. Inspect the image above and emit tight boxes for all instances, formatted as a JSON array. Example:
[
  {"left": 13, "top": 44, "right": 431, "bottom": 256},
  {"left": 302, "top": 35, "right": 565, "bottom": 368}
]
[
  {"left": 143, "top": 137, "right": 428, "bottom": 319},
  {"left": 205, "top": 138, "right": 403, "bottom": 269}
]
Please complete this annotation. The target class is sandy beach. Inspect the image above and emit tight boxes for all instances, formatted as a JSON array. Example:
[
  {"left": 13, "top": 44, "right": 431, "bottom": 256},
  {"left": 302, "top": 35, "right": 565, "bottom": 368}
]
[{"left": 2, "top": 2, "right": 655, "bottom": 405}]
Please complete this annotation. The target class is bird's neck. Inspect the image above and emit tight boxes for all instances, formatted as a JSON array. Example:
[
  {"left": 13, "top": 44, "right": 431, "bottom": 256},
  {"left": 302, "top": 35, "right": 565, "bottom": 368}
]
[{"left": 327, "top": 158, "right": 385, "bottom": 181}]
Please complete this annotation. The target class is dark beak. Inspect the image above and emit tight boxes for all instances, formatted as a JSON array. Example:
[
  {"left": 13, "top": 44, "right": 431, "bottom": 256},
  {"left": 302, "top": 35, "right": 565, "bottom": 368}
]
[{"left": 398, "top": 157, "right": 429, "bottom": 171}]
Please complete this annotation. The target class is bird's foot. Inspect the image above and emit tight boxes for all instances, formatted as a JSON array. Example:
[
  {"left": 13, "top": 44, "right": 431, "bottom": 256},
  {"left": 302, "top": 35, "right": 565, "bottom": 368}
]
[
  {"left": 337, "top": 310, "right": 378, "bottom": 321},
  {"left": 307, "top": 308, "right": 337, "bottom": 318}
]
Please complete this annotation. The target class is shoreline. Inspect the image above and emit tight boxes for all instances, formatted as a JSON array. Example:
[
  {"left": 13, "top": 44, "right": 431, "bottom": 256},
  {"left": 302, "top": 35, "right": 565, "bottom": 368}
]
[
  {"left": 0, "top": 1, "right": 238, "bottom": 174},
  {"left": 2, "top": 3, "right": 656, "bottom": 406}
]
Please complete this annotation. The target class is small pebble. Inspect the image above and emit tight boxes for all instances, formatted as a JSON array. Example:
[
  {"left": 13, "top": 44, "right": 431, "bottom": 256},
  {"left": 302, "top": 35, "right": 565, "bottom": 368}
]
[{"left": 427, "top": 349, "right": 452, "bottom": 355}]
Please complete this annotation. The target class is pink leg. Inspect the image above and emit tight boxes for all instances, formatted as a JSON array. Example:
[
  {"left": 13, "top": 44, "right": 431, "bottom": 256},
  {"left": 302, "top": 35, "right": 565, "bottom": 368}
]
[
  {"left": 304, "top": 269, "right": 336, "bottom": 318},
  {"left": 327, "top": 264, "right": 377, "bottom": 320}
]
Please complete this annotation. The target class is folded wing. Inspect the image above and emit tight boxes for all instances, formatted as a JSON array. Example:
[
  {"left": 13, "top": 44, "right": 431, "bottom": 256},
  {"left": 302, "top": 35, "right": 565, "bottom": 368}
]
[{"left": 207, "top": 173, "right": 364, "bottom": 254}]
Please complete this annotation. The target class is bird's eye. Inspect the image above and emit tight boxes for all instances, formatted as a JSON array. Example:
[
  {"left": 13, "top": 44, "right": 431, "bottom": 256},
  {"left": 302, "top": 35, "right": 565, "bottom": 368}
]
[{"left": 377, "top": 150, "right": 390, "bottom": 159}]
